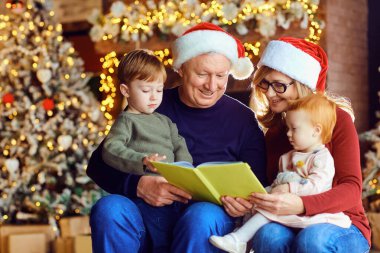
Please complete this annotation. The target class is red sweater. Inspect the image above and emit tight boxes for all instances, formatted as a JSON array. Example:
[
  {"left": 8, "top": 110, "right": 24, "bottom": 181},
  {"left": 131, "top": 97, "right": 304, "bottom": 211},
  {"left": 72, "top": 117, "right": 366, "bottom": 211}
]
[{"left": 265, "top": 108, "right": 371, "bottom": 246}]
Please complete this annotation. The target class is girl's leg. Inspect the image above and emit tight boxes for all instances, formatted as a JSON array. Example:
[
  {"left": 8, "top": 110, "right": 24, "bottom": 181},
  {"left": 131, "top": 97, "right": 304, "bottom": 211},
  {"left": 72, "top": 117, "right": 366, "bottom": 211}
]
[
  {"left": 233, "top": 213, "right": 270, "bottom": 242},
  {"left": 209, "top": 213, "right": 270, "bottom": 253}
]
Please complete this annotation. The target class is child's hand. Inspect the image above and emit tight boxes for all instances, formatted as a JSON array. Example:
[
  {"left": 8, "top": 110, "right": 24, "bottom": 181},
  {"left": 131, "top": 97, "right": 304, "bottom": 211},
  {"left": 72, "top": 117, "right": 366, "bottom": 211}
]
[
  {"left": 143, "top": 153, "right": 167, "bottom": 172},
  {"left": 271, "top": 184, "right": 290, "bottom": 194}
]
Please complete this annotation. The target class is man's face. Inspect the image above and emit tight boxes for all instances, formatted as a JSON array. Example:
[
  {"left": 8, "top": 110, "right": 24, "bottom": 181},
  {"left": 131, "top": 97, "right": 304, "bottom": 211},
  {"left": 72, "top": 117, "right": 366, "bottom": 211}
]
[{"left": 178, "top": 53, "right": 231, "bottom": 108}]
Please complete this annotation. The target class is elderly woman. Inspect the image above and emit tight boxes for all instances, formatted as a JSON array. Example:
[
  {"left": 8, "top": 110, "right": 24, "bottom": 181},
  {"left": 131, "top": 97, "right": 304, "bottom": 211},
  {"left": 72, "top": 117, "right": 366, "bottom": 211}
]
[
  {"left": 87, "top": 22, "right": 267, "bottom": 253},
  {"left": 249, "top": 37, "right": 370, "bottom": 253}
]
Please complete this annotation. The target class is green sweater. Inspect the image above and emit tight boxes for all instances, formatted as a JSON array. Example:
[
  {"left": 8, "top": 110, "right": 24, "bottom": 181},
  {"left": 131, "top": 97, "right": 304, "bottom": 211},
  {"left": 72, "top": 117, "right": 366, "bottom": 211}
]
[{"left": 102, "top": 111, "right": 192, "bottom": 175}]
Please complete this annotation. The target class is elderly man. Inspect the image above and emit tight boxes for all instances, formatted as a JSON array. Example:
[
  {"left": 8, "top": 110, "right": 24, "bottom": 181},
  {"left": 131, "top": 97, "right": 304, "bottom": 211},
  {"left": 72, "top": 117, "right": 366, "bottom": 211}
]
[{"left": 87, "top": 22, "right": 267, "bottom": 253}]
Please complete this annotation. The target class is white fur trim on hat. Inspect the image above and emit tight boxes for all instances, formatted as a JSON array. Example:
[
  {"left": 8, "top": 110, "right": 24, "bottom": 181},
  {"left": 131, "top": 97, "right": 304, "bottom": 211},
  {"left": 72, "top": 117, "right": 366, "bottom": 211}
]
[
  {"left": 172, "top": 30, "right": 253, "bottom": 80},
  {"left": 258, "top": 40, "right": 321, "bottom": 89}
]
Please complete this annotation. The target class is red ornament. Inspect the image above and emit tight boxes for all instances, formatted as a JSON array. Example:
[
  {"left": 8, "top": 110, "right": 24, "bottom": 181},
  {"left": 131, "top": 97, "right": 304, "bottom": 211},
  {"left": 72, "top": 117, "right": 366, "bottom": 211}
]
[
  {"left": 2, "top": 92, "right": 14, "bottom": 104},
  {"left": 42, "top": 98, "right": 54, "bottom": 111}
]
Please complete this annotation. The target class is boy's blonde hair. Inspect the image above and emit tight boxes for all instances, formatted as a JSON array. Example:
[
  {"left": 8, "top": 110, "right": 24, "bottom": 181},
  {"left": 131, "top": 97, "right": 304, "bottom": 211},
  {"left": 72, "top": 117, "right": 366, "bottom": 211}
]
[
  {"left": 117, "top": 49, "right": 167, "bottom": 85},
  {"left": 287, "top": 93, "right": 336, "bottom": 144}
]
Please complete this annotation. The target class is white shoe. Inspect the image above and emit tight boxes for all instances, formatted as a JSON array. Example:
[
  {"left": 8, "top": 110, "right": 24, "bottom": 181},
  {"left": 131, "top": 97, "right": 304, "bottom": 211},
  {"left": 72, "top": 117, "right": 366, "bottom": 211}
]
[{"left": 209, "top": 234, "right": 246, "bottom": 253}]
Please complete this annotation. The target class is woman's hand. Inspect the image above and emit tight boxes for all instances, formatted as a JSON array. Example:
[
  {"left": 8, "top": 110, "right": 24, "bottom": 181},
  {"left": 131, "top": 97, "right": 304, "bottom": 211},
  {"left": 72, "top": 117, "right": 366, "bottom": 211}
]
[
  {"left": 221, "top": 196, "right": 253, "bottom": 217},
  {"left": 249, "top": 192, "right": 305, "bottom": 215},
  {"left": 137, "top": 175, "right": 192, "bottom": 206}
]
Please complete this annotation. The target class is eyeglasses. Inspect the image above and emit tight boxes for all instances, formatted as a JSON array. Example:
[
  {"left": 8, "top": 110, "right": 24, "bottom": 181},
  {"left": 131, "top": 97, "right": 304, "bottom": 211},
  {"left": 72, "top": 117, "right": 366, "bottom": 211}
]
[{"left": 257, "top": 79, "right": 294, "bottom": 94}]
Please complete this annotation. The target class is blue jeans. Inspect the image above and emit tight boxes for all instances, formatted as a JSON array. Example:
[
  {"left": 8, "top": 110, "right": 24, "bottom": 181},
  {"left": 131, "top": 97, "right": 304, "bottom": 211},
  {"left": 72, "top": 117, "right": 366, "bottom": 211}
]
[
  {"left": 252, "top": 222, "right": 370, "bottom": 253},
  {"left": 90, "top": 194, "right": 236, "bottom": 253}
]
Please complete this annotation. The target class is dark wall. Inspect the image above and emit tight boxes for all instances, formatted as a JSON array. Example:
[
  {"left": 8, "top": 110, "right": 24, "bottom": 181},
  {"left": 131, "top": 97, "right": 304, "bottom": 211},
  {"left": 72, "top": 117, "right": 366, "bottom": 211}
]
[
  {"left": 66, "top": 34, "right": 103, "bottom": 73},
  {"left": 368, "top": 0, "right": 380, "bottom": 128}
]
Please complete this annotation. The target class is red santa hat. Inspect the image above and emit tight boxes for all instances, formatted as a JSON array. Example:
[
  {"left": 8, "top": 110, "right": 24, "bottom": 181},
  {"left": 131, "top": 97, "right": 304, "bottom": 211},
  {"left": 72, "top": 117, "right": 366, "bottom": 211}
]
[
  {"left": 172, "top": 22, "right": 254, "bottom": 80},
  {"left": 258, "top": 37, "right": 328, "bottom": 92}
]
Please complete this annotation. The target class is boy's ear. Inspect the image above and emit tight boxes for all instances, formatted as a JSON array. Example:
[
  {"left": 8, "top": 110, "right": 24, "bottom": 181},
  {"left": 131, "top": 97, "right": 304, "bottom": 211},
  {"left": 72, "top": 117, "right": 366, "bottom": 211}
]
[{"left": 120, "top": 83, "right": 129, "bottom": 97}]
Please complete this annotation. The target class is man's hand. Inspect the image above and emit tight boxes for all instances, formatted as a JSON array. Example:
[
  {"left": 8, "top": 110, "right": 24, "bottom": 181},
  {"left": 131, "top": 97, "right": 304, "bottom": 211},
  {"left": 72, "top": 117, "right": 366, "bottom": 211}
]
[
  {"left": 249, "top": 192, "right": 305, "bottom": 215},
  {"left": 137, "top": 175, "right": 192, "bottom": 206},
  {"left": 142, "top": 153, "right": 167, "bottom": 172},
  {"left": 221, "top": 196, "right": 253, "bottom": 217}
]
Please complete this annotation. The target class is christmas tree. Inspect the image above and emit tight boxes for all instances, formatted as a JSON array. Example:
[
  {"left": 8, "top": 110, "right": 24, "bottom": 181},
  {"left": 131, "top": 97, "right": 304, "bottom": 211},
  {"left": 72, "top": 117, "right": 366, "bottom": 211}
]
[
  {"left": 360, "top": 89, "right": 380, "bottom": 212},
  {"left": 0, "top": 0, "right": 107, "bottom": 226}
]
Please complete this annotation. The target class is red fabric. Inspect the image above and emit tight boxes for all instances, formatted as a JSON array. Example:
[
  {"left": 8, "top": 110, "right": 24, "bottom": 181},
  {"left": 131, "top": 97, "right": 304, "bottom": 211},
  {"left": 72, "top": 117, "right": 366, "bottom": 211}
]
[
  {"left": 181, "top": 22, "right": 246, "bottom": 58},
  {"left": 278, "top": 37, "right": 328, "bottom": 92},
  {"left": 265, "top": 108, "right": 371, "bottom": 246}
]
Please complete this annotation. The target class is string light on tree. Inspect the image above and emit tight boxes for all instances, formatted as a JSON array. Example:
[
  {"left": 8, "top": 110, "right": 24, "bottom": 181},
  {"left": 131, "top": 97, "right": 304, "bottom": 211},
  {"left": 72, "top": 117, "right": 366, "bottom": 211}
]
[
  {"left": 0, "top": 0, "right": 107, "bottom": 226},
  {"left": 361, "top": 74, "right": 380, "bottom": 211}
]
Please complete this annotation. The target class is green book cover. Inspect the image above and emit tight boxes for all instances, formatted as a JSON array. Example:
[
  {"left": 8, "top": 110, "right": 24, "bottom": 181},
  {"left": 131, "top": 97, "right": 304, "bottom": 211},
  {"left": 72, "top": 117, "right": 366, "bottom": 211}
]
[{"left": 151, "top": 161, "right": 267, "bottom": 205}]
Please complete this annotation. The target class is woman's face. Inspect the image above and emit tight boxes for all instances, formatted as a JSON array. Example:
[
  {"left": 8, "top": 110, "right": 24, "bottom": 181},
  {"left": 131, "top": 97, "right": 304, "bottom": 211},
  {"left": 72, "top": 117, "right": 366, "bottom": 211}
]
[
  {"left": 260, "top": 70, "right": 298, "bottom": 113},
  {"left": 178, "top": 53, "right": 231, "bottom": 108}
]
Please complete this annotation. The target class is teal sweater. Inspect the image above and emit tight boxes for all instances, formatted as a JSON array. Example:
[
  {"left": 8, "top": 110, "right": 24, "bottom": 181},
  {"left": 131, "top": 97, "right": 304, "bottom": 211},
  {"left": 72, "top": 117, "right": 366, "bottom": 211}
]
[{"left": 102, "top": 111, "right": 192, "bottom": 175}]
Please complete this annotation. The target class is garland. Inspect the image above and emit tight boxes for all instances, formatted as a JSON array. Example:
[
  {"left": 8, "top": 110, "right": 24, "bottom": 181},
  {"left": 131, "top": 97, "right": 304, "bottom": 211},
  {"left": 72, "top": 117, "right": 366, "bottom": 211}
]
[{"left": 88, "top": 0, "right": 323, "bottom": 44}]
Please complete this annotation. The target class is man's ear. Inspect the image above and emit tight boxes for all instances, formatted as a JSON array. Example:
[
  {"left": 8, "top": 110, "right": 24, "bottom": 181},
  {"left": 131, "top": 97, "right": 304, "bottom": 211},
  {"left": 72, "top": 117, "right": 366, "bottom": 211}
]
[
  {"left": 178, "top": 67, "right": 183, "bottom": 77},
  {"left": 120, "top": 84, "right": 129, "bottom": 98}
]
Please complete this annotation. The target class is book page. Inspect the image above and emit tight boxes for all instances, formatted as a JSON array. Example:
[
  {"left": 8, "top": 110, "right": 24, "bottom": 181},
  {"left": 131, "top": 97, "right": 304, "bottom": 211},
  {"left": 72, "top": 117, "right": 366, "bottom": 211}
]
[
  {"left": 198, "top": 162, "right": 266, "bottom": 200},
  {"left": 151, "top": 162, "right": 219, "bottom": 203}
]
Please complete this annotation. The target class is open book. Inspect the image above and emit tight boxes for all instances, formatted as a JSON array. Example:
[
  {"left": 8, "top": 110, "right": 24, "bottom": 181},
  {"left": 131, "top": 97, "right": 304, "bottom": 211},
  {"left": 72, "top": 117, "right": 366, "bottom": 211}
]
[{"left": 151, "top": 161, "right": 266, "bottom": 205}]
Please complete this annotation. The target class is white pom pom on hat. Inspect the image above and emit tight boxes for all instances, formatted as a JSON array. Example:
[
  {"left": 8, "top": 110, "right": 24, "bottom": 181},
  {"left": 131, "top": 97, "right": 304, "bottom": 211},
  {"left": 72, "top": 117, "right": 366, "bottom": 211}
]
[{"left": 172, "top": 22, "right": 254, "bottom": 80}]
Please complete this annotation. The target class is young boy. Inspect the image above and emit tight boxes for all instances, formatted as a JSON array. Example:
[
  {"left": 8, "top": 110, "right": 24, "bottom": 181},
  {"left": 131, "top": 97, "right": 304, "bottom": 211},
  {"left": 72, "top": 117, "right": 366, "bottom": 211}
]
[
  {"left": 102, "top": 49, "right": 192, "bottom": 175},
  {"left": 209, "top": 93, "right": 351, "bottom": 253}
]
